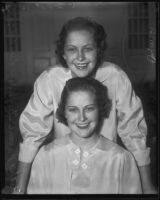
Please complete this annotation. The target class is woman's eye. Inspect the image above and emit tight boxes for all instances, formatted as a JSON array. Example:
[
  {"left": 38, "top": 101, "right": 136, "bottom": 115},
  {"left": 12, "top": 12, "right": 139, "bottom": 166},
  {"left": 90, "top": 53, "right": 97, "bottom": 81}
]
[
  {"left": 84, "top": 47, "right": 94, "bottom": 52},
  {"left": 68, "top": 108, "right": 78, "bottom": 112},
  {"left": 67, "top": 48, "right": 76, "bottom": 52},
  {"left": 85, "top": 107, "right": 95, "bottom": 112}
]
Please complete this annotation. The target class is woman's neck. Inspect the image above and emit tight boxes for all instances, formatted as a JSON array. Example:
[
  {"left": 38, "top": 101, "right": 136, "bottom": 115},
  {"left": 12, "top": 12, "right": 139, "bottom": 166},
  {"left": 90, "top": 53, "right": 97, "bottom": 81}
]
[{"left": 69, "top": 133, "right": 100, "bottom": 151}]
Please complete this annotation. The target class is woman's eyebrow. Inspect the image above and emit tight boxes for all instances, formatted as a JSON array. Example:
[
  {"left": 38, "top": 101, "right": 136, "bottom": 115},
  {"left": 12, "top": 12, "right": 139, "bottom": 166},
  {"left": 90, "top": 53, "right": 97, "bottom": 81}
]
[
  {"left": 65, "top": 44, "right": 96, "bottom": 48},
  {"left": 66, "top": 104, "right": 97, "bottom": 108},
  {"left": 64, "top": 45, "right": 75, "bottom": 48},
  {"left": 85, "top": 104, "right": 97, "bottom": 107},
  {"left": 84, "top": 44, "right": 96, "bottom": 47},
  {"left": 66, "top": 105, "right": 77, "bottom": 108}
]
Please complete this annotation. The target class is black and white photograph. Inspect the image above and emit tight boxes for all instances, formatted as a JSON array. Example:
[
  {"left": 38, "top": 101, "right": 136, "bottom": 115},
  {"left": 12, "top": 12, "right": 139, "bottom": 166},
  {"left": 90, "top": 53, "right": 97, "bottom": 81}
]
[{"left": 2, "top": 2, "right": 158, "bottom": 196}]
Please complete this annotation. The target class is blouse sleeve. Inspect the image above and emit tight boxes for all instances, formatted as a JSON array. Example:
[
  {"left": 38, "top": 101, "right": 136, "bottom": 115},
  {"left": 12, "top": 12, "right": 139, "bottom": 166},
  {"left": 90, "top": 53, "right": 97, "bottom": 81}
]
[
  {"left": 18, "top": 71, "right": 54, "bottom": 163},
  {"left": 119, "top": 150, "right": 142, "bottom": 194},
  {"left": 116, "top": 70, "right": 150, "bottom": 166}
]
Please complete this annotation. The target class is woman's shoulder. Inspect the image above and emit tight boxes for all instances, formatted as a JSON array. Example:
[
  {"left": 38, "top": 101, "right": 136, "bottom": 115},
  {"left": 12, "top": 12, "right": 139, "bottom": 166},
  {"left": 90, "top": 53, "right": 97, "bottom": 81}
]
[
  {"left": 98, "top": 135, "right": 130, "bottom": 156},
  {"left": 36, "top": 64, "right": 71, "bottom": 82},
  {"left": 98, "top": 136, "right": 136, "bottom": 162},
  {"left": 32, "top": 136, "right": 70, "bottom": 163},
  {"left": 99, "top": 61, "right": 123, "bottom": 73},
  {"left": 96, "top": 61, "right": 128, "bottom": 81},
  {"left": 43, "top": 135, "right": 70, "bottom": 152}
]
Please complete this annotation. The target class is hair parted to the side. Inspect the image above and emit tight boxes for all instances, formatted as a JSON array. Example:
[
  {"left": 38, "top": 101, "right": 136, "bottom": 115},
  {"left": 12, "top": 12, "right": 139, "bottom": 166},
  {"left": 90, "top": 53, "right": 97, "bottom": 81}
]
[
  {"left": 55, "top": 17, "right": 107, "bottom": 69},
  {"left": 56, "top": 77, "right": 112, "bottom": 126}
]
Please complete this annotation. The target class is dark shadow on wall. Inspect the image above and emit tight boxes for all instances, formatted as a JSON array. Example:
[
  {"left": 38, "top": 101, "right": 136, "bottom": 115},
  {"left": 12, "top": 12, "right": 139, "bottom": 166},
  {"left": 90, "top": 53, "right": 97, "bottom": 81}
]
[
  {"left": 117, "top": 80, "right": 157, "bottom": 188},
  {"left": 3, "top": 80, "right": 33, "bottom": 194},
  {"left": 3, "top": 79, "right": 157, "bottom": 193},
  {"left": 133, "top": 81, "right": 157, "bottom": 188}
]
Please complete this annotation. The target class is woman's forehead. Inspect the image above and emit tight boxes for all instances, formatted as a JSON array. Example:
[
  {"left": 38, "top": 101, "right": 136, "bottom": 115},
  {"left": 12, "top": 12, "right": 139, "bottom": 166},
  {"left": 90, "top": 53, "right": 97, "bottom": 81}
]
[
  {"left": 67, "top": 25, "right": 94, "bottom": 34},
  {"left": 66, "top": 90, "right": 96, "bottom": 103},
  {"left": 66, "top": 29, "right": 95, "bottom": 42},
  {"left": 69, "top": 89, "right": 95, "bottom": 96}
]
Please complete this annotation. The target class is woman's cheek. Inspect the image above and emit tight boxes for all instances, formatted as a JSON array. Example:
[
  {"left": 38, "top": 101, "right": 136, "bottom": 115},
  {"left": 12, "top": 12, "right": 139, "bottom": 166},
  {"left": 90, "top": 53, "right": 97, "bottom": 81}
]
[{"left": 66, "top": 113, "right": 78, "bottom": 122}]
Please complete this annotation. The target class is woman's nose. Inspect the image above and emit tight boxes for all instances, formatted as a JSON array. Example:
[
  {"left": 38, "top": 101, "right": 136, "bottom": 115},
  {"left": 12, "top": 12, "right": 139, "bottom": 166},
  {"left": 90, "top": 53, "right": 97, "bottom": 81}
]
[
  {"left": 78, "top": 110, "right": 86, "bottom": 121},
  {"left": 77, "top": 50, "right": 84, "bottom": 61}
]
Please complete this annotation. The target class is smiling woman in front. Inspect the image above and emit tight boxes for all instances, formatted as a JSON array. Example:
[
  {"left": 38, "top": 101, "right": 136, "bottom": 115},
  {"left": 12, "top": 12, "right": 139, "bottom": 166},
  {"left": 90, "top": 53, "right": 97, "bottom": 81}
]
[{"left": 27, "top": 77, "right": 142, "bottom": 194}]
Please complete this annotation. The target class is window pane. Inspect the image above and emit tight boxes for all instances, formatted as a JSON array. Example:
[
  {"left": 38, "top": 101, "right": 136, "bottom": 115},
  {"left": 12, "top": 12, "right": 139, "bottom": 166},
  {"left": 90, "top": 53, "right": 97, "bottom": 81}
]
[
  {"left": 10, "top": 21, "right": 17, "bottom": 35},
  {"left": 4, "top": 21, "right": 10, "bottom": 35},
  {"left": 17, "top": 37, "right": 21, "bottom": 51},
  {"left": 15, "top": 4, "right": 19, "bottom": 19},
  {"left": 7, "top": 6, "right": 16, "bottom": 19},
  {"left": 144, "top": 3, "right": 148, "bottom": 17},
  {"left": 11, "top": 37, "right": 16, "bottom": 51},
  {"left": 144, "top": 19, "right": 148, "bottom": 32},
  {"left": 16, "top": 21, "right": 20, "bottom": 35},
  {"left": 144, "top": 34, "right": 149, "bottom": 48},
  {"left": 6, "top": 37, "right": 11, "bottom": 52},
  {"left": 4, "top": 3, "right": 21, "bottom": 52},
  {"left": 128, "top": 3, "right": 149, "bottom": 49}
]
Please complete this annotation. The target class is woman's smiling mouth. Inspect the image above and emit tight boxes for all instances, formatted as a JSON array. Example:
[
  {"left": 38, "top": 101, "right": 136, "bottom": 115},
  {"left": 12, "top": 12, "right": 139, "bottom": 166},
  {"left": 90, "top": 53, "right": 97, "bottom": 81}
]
[
  {"left": 75, "top": 63, "right": 88, "bottom": 70},
  {"left": 76, "top": 123, "right": 89, "bottom": 128}
]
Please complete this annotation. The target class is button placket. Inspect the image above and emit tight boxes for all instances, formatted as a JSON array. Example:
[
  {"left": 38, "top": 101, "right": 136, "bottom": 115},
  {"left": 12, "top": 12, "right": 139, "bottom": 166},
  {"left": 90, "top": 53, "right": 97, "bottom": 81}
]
[
  {"left": 83, "top": 151, "right": 89, "bottom": 158},
  {"left": 72, "top": 159, "right": 79, "bottom": 166},
  {"left": 75, "top": 148, "right": 80, "bottom": 155},
  {"left": 81, "top": 163, "right": 88, "bottom": 169},
  {"left": 80, "top": 151, "right": 90, "bottom": 170},
  {"left": 71, "top": 147, "right": 81, "bottom": 169}
]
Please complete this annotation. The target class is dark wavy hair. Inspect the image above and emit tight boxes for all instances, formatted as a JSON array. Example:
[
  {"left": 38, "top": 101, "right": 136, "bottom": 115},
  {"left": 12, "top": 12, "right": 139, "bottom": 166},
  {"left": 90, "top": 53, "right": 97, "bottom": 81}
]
[
  {"left": 55, "top": 17, "right": 107, "bottom": 69},
  {"left": 56, "top": 77, "right": 112, "bottom": 126}
]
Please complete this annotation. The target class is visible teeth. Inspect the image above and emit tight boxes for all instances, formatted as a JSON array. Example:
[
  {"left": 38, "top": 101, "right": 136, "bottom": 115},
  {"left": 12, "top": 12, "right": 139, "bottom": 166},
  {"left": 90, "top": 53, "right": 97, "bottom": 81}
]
[
  {"left": 76, "top": 64, "right": 87, "bottom": 68},
  {"left": 77, "top": 124, "right": 88, "bottom": 127}
]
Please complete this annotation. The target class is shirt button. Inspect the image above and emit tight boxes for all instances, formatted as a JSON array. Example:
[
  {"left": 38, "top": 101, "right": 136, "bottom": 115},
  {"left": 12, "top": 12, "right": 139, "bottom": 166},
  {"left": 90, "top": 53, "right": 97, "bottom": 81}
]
[
  {"left": 75, "top": 149, "right": 80, "bottom": 154},
  {"left": 83, "top": 151, "right": 89, "bottom": 158},
  {"left": 81, "top": 163, "right": 88, "bottom": 169},
  {"left": 72, "top": 159, "right": 79, "bottom": 166}
]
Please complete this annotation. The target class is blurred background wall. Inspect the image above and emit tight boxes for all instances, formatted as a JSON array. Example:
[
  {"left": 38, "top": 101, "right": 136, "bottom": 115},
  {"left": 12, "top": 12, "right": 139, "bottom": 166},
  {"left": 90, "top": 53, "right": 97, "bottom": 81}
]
[{"left": 4, "top": 2, "right": 156, "bottom": 85}]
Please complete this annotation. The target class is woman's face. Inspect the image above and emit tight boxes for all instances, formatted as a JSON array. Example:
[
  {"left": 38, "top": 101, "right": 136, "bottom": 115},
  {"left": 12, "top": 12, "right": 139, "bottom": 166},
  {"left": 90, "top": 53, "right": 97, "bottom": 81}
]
[
  {"left": 63, "top": 30, "right": 97, "bottom": 77},
  {"left": 65, "top": 90, "right": 99, "bottom": 140}
]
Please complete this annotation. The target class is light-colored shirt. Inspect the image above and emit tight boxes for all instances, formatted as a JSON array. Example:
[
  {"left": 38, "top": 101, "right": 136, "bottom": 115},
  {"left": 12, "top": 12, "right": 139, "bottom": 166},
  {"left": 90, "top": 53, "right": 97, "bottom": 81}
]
[
  {"left": 19, "top": 61, "right": 150, "bottom": 166},
  {"left": 27, "top": 135, "right": 142, "bottom": 194}
]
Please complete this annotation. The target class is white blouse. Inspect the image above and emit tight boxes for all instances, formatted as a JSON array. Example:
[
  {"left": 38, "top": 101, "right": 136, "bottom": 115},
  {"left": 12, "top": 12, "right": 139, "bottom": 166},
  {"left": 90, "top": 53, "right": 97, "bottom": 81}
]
[
  {"left": 19, "top": 61, "right": 150, "bottom": 166},
  {"left": 27, "top": 135, "right": 142, "bottom": 194}
]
